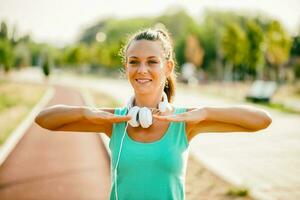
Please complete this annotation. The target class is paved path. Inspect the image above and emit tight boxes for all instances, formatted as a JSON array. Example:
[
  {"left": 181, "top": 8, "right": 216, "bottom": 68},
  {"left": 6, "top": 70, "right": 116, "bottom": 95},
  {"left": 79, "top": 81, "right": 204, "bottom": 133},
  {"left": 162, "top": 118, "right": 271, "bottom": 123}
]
[
  {"left": 9, "top": 68, "right": 300, "bottom": 200},
  {"left": 0, "top": 84, "right": 111, "bottom": 199}
]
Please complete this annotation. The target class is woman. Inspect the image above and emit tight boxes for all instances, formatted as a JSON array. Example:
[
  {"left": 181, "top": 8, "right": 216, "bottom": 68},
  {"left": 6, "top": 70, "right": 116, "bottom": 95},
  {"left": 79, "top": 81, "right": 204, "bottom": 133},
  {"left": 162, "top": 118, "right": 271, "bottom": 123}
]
[{"left": 35, "top": 28, "right": 272, "bottom": 200}]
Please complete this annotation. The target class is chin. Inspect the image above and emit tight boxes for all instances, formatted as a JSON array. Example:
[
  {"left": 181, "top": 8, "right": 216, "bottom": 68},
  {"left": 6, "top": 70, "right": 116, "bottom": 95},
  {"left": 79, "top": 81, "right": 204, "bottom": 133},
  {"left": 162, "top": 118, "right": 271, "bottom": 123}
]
[{"left": 133, "top": 88, "right": 153, "bottom": 95}]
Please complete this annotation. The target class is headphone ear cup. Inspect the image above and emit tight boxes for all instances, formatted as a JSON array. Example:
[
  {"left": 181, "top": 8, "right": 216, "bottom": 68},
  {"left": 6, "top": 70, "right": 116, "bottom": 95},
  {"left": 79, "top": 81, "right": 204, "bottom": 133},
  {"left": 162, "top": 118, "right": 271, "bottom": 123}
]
[
  {"left": 139, "top": 107, "right": 152, "bottom": 128},
  {"left": 128, "top": 106, "right": 140, "bottom": 127}
]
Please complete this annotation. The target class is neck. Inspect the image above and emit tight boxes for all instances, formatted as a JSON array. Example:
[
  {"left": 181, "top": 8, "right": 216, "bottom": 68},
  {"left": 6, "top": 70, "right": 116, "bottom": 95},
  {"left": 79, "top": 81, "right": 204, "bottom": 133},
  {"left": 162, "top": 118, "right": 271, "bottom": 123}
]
[{"left": 133, "top": 91, "right": 164, "bottom": 109}]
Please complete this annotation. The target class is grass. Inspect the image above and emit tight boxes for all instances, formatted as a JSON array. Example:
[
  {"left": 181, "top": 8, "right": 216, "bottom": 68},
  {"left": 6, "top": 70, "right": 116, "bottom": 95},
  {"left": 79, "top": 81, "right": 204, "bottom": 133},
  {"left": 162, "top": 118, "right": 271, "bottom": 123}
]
[
  {"left": 255, "top": 101, "right": 299, "bottom": 114},
  {"left": 0, "top": 80, "right": 47, "bottom": 145},
  {"left": 226, "top": 186, "right": 249, "bottom": 197},
  {"left": 87, "top": 88, "right": 121, "bottom": 108}
]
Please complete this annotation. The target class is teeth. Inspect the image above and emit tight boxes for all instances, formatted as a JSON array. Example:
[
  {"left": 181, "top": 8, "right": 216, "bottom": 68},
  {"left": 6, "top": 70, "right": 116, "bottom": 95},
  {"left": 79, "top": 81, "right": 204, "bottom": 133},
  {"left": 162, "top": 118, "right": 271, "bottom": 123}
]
[{"left": 136, "top": 79, "right": 151, "bottom": 83}]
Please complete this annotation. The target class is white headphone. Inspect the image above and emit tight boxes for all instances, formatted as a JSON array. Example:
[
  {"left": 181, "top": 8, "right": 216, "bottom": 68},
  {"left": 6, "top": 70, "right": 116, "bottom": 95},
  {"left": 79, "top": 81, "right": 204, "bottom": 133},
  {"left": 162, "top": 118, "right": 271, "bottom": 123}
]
[{"left": 126, "top": 92, "right": 170, "bottom": 128}]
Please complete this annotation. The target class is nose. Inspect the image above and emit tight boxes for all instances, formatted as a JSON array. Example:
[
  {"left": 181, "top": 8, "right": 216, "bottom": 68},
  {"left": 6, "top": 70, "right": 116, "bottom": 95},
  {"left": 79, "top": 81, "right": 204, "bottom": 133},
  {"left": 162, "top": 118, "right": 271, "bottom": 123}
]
[{"left": 137, "top": 62, "right": 148, "bottom": 74}]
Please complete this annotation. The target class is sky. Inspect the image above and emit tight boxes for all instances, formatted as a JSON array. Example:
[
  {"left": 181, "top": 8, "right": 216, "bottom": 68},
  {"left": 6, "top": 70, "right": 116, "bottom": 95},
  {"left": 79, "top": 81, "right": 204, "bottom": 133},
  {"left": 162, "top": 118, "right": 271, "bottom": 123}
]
[{"left": 0, "top": 0, "right": 299, "bottom": 46}]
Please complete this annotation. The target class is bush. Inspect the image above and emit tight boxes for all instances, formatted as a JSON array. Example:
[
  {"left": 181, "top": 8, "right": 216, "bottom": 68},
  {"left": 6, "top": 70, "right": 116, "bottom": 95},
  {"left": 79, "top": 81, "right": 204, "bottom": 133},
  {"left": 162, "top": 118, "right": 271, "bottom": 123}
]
[{"left": 42, "top": 59, "right": 50, "bottom": 77}]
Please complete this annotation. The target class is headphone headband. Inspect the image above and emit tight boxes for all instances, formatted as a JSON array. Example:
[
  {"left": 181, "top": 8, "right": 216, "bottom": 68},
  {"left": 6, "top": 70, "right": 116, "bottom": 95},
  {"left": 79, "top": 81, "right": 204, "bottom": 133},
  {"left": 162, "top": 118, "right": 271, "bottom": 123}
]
[{"left": 126, "top": 92, "right": 168, "bottom": 110}]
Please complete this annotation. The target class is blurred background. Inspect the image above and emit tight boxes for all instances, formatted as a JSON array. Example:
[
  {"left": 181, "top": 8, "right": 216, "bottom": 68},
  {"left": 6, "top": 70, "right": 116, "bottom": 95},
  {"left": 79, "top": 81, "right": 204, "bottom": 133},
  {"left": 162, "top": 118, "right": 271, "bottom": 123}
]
[{"left": 0, "top": 0, "right": 300, "bottom": 200}]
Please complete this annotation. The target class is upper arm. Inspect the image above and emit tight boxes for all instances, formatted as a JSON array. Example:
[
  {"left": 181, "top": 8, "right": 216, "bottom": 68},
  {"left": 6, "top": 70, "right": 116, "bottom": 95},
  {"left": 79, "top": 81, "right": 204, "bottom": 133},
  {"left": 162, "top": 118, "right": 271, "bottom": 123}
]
[{"left": 54, "top": 108, "right": 115, "bottom": 138}]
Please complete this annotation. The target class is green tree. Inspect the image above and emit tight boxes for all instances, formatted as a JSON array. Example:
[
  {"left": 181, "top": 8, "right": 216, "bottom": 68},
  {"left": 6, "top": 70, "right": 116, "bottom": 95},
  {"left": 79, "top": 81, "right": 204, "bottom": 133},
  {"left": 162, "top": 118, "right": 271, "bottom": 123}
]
[
  {"left": 42, "top": 55, "right": 50, "bottom": 77},
  {"left": 291, "top": 34, "right": 300, "bottom": 57},
  {"left": 221, "top": 22, "right": 248, "bottom": 81},
  {"left": 197, "top": 11, "right": 243, "bottom": 80},
  {"left": 0, "top": 22, "right": 8, "bottom": 40},
  {"left": 265, "top": 20, "right": 292, "bottom": 82},
  {"left": 0, "top": 39, "right": 14, "bottom": 73},
  {"left": 290, "top": 32, "right": 300, "bottom": 80},
  {"left": 244, "top": 19, "right": 265, "bottom": 80}
]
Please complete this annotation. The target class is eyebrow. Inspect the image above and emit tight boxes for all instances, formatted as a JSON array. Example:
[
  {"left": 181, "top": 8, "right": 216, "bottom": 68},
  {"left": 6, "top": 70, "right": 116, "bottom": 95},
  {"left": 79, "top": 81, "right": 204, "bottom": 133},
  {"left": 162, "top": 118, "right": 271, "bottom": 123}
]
[{"left": 128, "top": 56, "right": 159, "bottom": 59}]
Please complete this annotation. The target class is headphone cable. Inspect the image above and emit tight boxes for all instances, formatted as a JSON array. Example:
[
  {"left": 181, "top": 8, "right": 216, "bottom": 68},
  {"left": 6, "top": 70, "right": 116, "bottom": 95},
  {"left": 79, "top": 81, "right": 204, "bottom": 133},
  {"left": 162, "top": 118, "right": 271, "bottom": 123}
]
[{"left": 114, "top": 120, "right": 129, "bottom": 200}]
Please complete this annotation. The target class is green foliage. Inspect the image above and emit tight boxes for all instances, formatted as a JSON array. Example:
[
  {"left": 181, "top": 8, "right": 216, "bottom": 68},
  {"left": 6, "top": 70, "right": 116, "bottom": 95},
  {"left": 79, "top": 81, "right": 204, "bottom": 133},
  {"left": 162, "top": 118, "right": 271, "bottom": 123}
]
[
  {"left": 264, "top": 20, "right": 292, "bottom": 82},
  {"left": 76, "top": 9, "right": 202, "bottom": 71},
  {"left": 0, "top": 22, "right": 8, "bottom": 40},
  {"left": 241, "top": 19, "right": 266, "bottom": 80},
  {"left": 155, "top": 9, "right": 199, "bottom": 39},
  {"left": 265, "top": 20, "right": 292, "bottom": 66},
  {"left": 220, "top": 21, "right": 249, "bottom": 81},
  {"left": 42, "top": 56, "right": 50, "bottom": 76},
  {"left": 221, "top": 22, "right": 248, "bottom": 66},
  {"left": 174, "top": 37, "right": 186, "bottom": 71},
  {"left": 291, "top": 35, "right": 300, "bottom": 56},
  {"left": 226, "top": 186, "right": 249, "bottom": 197},
  {"left": 293, "top": 59, "right": 300, "bottom": 78},
  {"left": 197, "top": 16, "right": 218, "bottom": 69},
  {"left": 62, "top": 44, "right": 88, "bottom": 65},
  {"left": 244, "top": 19, "right": 265, "bottom": 70},
  {"left": 0, "top": 94, "right": 19, "bottom": 111},
  {"left": 0, "top": 39, "right": 14, "bottom": 72}
]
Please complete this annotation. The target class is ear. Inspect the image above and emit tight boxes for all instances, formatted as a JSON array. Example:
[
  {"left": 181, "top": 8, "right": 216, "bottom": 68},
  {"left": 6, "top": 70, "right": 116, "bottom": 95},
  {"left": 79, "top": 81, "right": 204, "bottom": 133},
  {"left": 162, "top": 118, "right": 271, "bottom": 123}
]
[{"left": 165, "top": 60, "right": 174, "bottom": 77}]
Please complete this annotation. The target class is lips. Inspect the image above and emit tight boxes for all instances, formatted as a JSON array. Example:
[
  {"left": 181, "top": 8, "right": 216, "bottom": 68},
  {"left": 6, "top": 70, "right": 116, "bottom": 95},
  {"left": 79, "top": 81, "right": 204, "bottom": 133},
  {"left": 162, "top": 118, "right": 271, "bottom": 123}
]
[{"left": 135, "top": 78, "right": 152, "bottom": 84}]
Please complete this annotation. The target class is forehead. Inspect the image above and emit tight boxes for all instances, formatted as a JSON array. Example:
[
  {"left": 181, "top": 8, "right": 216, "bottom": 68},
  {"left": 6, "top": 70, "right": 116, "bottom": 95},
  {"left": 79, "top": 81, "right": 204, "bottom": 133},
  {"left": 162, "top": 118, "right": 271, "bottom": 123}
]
[{"left": 126, "top": 40, "right": 164, "bottom": 59}]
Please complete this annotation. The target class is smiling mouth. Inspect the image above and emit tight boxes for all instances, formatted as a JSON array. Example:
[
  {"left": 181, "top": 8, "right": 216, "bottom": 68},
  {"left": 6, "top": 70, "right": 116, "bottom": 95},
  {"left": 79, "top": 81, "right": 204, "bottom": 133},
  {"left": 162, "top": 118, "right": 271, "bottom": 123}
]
[{"left": 135, "top": 79, "right": 152, "bottom": 84}]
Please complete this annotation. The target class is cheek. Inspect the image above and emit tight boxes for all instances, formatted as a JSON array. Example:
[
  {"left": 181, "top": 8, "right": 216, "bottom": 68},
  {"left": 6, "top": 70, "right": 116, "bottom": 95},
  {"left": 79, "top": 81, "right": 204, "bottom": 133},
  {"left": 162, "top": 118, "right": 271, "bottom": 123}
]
[
  {"left": 125, "top": 67, "right": 134, "bottom": 77},
  {"left": 153, "top": 70, "right": 167, "bottom": 85}
]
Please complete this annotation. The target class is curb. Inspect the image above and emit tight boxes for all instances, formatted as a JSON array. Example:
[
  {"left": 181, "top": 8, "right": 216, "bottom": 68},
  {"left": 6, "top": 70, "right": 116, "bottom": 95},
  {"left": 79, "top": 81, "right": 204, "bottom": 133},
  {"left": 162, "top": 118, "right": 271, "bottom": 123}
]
[
  {"left": 79, "top": 88, "right": 111, "bottom": 157},
  {"left": 0, "top": 86, "right": 55, "bottom": 166}
]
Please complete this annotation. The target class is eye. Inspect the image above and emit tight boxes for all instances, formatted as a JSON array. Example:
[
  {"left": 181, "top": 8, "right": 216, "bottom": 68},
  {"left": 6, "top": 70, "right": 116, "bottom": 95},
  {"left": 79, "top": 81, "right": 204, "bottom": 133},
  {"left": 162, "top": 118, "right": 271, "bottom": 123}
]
[
  {"left": 148, "top": 60, "right": 159, "bottom": 64},
  {"left": 129, "top": 60, "right": 138, "bottom": 65}
]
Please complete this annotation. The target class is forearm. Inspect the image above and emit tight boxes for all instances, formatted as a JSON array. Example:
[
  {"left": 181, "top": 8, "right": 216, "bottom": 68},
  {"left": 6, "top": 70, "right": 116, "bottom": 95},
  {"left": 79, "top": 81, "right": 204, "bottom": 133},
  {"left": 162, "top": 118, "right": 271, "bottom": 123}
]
[
  {"left": 204, "top": 105, "right": 272, "bottom": 131},
  {"left": 35, "top": 104, "right": 87, "bottom": 130}
]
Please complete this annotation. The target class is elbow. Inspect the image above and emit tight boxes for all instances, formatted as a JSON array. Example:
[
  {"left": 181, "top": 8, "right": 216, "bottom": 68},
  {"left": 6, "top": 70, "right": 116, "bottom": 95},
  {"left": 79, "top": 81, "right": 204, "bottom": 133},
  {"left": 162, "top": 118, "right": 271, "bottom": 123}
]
[
  {"left": 261, "top": 116, "right": 272, "bottom": 130},
  {"left": 252, "top": 114, "right": 272, "bottom": 132},
  {"left": 34, "top": 115, "right": 46, "bottom": 129},
  {"left": 267, "top": 114, "right": 272, "bottom": 125},
  {"left": 34, "top": 105, "right": 64, "bottom": 131},
  {"left": 34, "top": 115, "right": 56, "bottom": 131},
  {"left": 263, "top": 111, "right": 272, "bottom": 129},
  {"left": 34, "top": 114, "right": 42, "bottom": 127}
]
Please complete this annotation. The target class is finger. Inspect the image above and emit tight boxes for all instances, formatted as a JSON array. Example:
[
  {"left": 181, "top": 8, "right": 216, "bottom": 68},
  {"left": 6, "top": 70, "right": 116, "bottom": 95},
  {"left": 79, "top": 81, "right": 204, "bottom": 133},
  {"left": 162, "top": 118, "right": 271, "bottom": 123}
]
[
  {"left": 109, "top": 115, "right": 132, "bottom": 123},
  {"left": 153, "top": 114, "right": 185, "bottom": 122}
]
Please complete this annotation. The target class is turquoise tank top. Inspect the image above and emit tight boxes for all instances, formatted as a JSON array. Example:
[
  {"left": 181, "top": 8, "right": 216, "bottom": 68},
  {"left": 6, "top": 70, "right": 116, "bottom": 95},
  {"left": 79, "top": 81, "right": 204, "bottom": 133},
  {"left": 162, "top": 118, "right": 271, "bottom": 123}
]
[{"left": 109, "top": 106, "right": 189, "bottom": 200}]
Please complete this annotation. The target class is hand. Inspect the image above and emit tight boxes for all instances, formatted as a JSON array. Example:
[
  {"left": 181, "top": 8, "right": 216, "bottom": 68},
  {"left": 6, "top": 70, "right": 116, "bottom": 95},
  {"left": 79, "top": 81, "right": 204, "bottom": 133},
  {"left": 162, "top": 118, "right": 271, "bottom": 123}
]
[
  {"left": 153, "top": 108, "right": 207, "bottom": 124},
  {"left": 83, "top": 108, "right": 131, "bottom": 124}
]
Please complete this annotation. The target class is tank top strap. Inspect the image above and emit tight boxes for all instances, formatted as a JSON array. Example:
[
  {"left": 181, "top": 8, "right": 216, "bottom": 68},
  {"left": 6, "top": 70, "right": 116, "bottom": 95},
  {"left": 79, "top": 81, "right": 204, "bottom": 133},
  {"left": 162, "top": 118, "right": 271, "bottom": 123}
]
[{"left": 109, "top": 107, "right": 128, "bottom": 151}]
